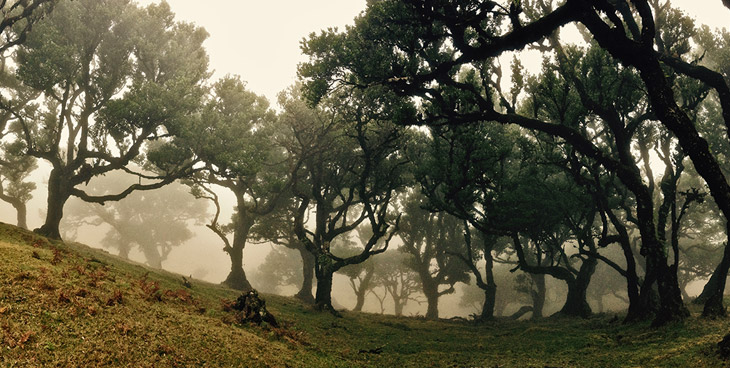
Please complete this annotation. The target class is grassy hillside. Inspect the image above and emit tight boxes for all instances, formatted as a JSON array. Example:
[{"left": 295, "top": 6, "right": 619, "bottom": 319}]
[{"left": 1, "top": 222, "right": 730, "bottom": 367}]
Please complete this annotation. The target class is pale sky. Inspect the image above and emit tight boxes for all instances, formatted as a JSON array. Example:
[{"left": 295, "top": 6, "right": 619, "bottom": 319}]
[{"left": 134, "top": 0, "right": 367, "bottom": 104}]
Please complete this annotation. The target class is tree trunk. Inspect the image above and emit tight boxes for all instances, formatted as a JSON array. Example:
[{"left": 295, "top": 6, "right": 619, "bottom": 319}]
[
  {"left": 531, "top": 273, "right": 546, "bottom": 320},
  {"left": 650, "top": 257, "right": 689, "bottom": 326},
  {"left": 680, "top": 285, "right": 690, "bottom": 302},
  {"left": 394, "top": 300, "right": 404, "bottom": 317},
  {"left": 314, "top": 269, "right": 335, "bottom": 312},
  {"left": 700, "top": 225, "right": 730, "bottom": 317},
  {"left": 223, "top": 216, "right": 254, "bottom": 291},
  {"left": 352, "top": 264, "right": 374, "bottom": 312},
  {"left": 581, "top": 0, "right": 725, "bottom": 326},
  {"left": 353, "top": 288, "right": 366, "bottom": 312},
  {"left": 595, "top": 295, "right": 605, "bottom": 313},
  {"left": 423, "top": 281, "right": 439, "bottom": 319},
  {"left": 481, "top": 285, "right": 497, "bottom": 320},
  {"left": 510, "top": 305, "right": 534, "bottom": 320},
  {"left": 118, "top": 245, "right": 131, "bottom": 260},
  {"left": 558, "top": 280, "right": 591, "bottom": 318},
  {"left": 557, "top": 257, "right": 595, "bottom": 318},
  {"left": 294, "top": 246, "right": 315, "bottom": 304},
  {"left": 35, "top": 168, "right": 69, "bottom": 240},
  {"left": 495, "top": 297, "right": 508, "bottom": 317},
  {"left": 15, "top": 202, "right": 28, "bottom": 230},
  {"left": 141, "top": 243, "right": 163, "bottom": 269},
  {"left": 612, "top": 233, "right": 644, "bottom": 322},
  {"left": 622, "top": 169, "right": 687, "bottom": 326},
  {"left": 636, "top": 206, "right": 687, "bottom": 325},
  {"left": 223, "top": 242, "right": 253, "bottom": 291},
  {"left": 637, "top": 269, "right": 660, "bottom": 315},
  {"left": 694, "top": 264, "right": 723, "bottom": 305},
  {"left": 480, "top": 240, "right": 497, "bottom": 320},
  {"left": 622, "top": 250, "right": 644, "bottom": 322},
  {"left": 1, "top": 187, "right": 29, "bottom": 230}
]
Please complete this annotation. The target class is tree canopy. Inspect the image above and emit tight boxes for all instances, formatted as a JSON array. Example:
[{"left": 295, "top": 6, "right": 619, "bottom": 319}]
[
  {"left": 299, "top": 0, "right": 730, "bottom": 325},
  {"left": 2, "top": 0, "right": 209, "bottom": 239}
]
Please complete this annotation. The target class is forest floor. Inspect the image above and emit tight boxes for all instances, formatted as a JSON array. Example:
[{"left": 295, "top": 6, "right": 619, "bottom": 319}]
[{"left": 1, "top": 222, "right": 730, "bottom": 367}]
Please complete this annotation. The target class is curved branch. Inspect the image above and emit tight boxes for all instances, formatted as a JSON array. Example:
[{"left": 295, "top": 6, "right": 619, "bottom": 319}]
[
  {"left": 658, "top": 52, "right": 730, "bottom": 138},
  {"left": 69, "top": 177, "right": 177, "bottom": 205}
]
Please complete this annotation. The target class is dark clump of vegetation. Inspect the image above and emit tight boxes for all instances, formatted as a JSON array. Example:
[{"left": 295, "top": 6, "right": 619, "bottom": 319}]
[
  {"left": 231, "top": 290, "right": 279, "bottom": 328},
  {"left": 718, "top": 333, "right": 730, "bottom": 358}
]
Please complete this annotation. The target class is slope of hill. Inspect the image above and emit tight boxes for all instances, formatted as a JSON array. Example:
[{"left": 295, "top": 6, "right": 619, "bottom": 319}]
[{"left": 1, "top": 222, "right": 730, "bottom": 367}]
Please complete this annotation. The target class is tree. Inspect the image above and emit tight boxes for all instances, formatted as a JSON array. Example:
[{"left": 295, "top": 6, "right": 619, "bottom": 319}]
[
  {"left": 282, "top": 86, "right": 408, "bottom": 313},
  {"left": 335, "top": 237, "right": 377, "bottom": 312},
  {"left": 252, "top": 198, "right": 316, "bottom": 303},
  {"left": 410, "top": 118, "right": 518, "bottom": 320},
  {"left": 497, "top": 156, "right": 599, "bottom": 319},
  {"left": 299, "top": 0, "right": 730, "bottom": 325},
  {"left": 62, "top": 171, "right": 207, "bottom": 268},
  {"left": 372, "top": 249, "right": 422, "bottom": 317},
  {"left": 519, "top": 45, "right": 658, "bottom": 320},
  {"left": 413, "top": 115, "right": 598, "bottom": 319},
  {"left": 0, "top": 0, "right": 56, "bottom": 55},
  {"left": 1, "top": 27, "right": 41, "bottom": 229},
  {"left": 2, "top": 0, "right": 209, "bottom": 240},
  {"left": 183, "top": 75, "right": 289, "bottom": 291},
  {"left": 398, "top": 191, "right": 471, "bottom": 320},
  {"left": 250, "top": 245, "right": 307, "bottom": 295},
  {"left": 0, "top": 139, "right": 35, "bottom": 229}
]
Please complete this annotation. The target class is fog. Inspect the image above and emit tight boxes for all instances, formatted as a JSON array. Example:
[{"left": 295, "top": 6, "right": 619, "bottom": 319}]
[{"left": 0, "top": 166, "right": 599, "bottom": 319}]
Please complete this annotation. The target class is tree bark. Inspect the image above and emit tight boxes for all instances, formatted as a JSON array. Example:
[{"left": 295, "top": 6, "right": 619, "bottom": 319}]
[
  {"left": 222, "top": 239, "right": 253, "bottom": 291},
  {"left": 620, "top": 239, "right": 645, "bottom": 322},
  {"left": 35, "top": 168, "right": 70, "bottom": 240},
  {"left": 314, "top": 268, "right": 335, "bottom": 312},
  {"left": 394, "top": 299, "right": 404, "bottom": 317},
  {"left": 510, "top": 305, "right": 534, "bottom": 320},
  {"left": 118, "top": 245, "right": 131, "bottom": 260},
  {"left": 0, "top": 192, "right": 29, "bottom": 230},
  {"left": 424, "top": 286, "right": 439, "bottom": 320},
  {"left": 295, "top": 246, "right": 315, "bottom": 304},
  {"left": 700, "top": 223, "right": 730, "bottom": 317},
  {"left": 557, "top": 258, "right": 595, "bottom": 318},
  {"left": 481, "top": 285, "right": 497, "bottom": 320},
  {"left": 531, "top": 273, "right": 546, "bottom": 320},
  {"left": 481, "top": 240, "right": 497, "bottom": 320},
  {"left": 618, "top": 161, "right": 686, "bottom": 326},
  {"left": 595, "top": 295, "right": 605, "bottom": 313},
  {"left": 353, "top": 286, "right": 366, "bottom": 312},
  {"left": 222, "top": 215, "right": 254, "bottom": 291},
  {"left": 579, "top": 4, "right": 716, "bottom": 325},
  {"left": 695, "top": 261, "right": 726, "bottom": 305},
  {"left": 15, "top": 203, "right": 27, "bottom": 230},
  {"left": 352, "top": 264, "right": 374, "bottom": 312},
  {"left": 141, "top": 243, "right": 163, "bottom": 269}
]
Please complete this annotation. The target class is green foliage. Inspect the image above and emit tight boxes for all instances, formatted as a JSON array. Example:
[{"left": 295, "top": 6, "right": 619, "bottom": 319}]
[
  {"left": 398, "top": 191, "right": 471, "bottom": 290},
  {"left": 283, "top": 84, "right": 408, "bottom": 255},
  {"left": 2, "top": 0, "right": 211, "bottom": 239},
  {"left": 0, "top": 139, "right": 36, "bottom": 203}
]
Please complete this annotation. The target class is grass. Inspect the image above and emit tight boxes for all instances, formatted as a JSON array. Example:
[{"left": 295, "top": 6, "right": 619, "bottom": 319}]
[{"left": 1, "top": 221, "right": 730, "bottom": 367}]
